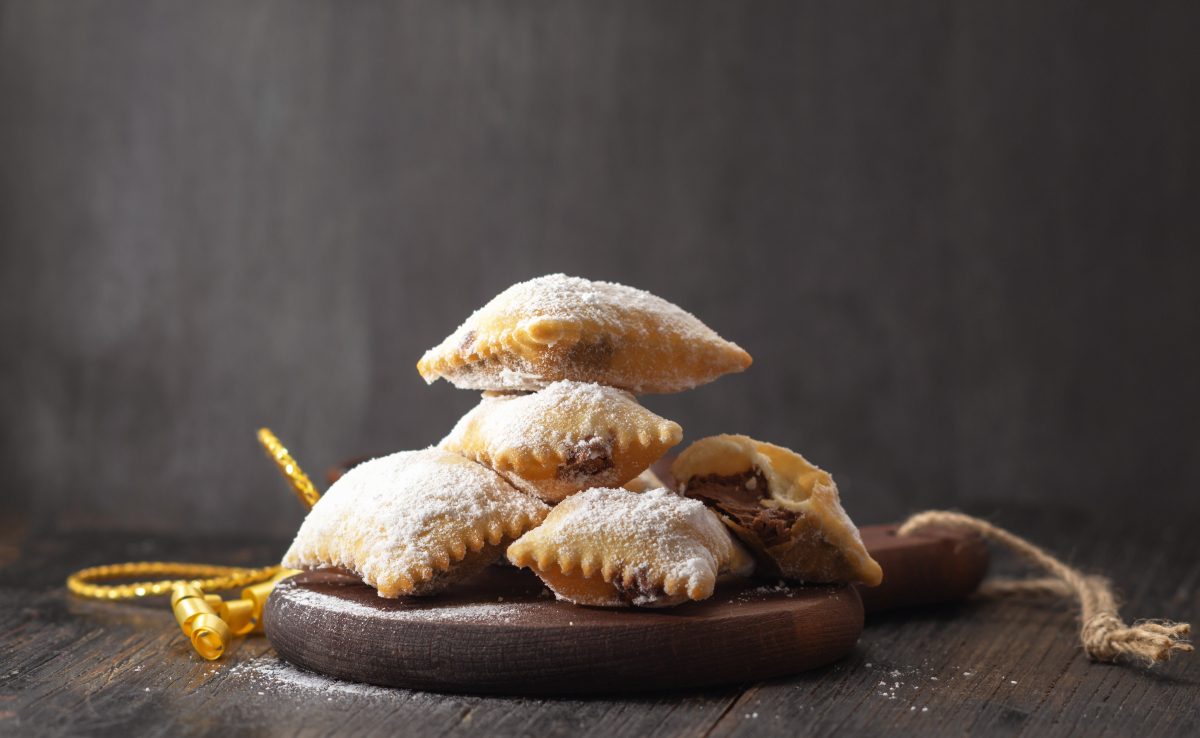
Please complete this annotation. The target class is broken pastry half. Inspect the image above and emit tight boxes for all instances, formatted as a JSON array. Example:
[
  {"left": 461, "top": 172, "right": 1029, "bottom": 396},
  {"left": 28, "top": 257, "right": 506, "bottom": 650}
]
[
  {"left": 506, "top": 487, "right": 754, "bottom": 607},
  {"left": 439, "top": 380, "right": 682, "bottom": 503},
  {"left": 671, "top": 435, "right": 883, "bottom": 587},
  {"left": 417, "top": 274, "right": 752, "bottom": 394},
  {"left": 283, "top": 448, "right": 548, "bottom": 597}
]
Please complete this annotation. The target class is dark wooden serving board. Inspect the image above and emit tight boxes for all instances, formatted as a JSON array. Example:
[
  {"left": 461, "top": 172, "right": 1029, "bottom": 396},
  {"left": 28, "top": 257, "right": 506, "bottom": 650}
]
[{"left": 264, "top": 524, "right": 988, "bottom": 695}]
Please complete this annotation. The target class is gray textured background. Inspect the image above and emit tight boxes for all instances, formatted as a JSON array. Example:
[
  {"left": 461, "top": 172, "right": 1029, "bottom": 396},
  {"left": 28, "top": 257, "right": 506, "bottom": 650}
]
[{"left": 2, "top": 2, "right": 1197, "bottom": 536}]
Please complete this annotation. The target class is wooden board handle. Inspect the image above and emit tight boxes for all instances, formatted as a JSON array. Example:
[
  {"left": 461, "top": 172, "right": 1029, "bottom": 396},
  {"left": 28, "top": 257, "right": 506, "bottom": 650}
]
[{"left": 856, "top": 523, "right": 989, "bottom": 614}]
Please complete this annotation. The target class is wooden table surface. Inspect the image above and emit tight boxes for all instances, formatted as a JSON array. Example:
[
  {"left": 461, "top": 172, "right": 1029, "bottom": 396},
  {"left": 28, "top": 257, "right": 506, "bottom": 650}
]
[{"left": 1, "top": 504, "right": 1196, "bottom": 737}]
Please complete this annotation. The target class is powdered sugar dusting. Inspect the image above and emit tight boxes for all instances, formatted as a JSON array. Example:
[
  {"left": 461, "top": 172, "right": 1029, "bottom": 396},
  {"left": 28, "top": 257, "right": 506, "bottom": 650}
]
[
  {"left": 283, "top": 449, "right": 548, "bottom": 597},
  {"left": 458, "top": 274, "right": 718, "bottom": 343},
  {"left": 419, "top": 274, "right": 750, "bottom": 393},
  {"left": 274, "top": 583, "right": 543, "bottom": 624},
  {"left": 440, "top": 381, "right": 678, "bottom": 464},
  {"left": 229, "top": 654, "right": 399, "bottom": 698},
  {"left": 508, "top": 487, "right": 750, "bottom": 602}
]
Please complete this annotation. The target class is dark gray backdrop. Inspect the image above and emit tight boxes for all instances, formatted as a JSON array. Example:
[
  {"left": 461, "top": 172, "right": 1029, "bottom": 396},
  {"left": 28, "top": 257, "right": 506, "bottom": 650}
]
[{"left": 2, "top": 2, "right": 1197, "bottom": 536}]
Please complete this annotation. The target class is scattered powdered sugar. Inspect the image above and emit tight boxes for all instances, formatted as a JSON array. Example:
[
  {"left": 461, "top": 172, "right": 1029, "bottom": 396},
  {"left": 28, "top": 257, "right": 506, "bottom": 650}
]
[
  {"left": 229, "top": 654, "right": 399, "bottom": 698},
  {"left": 873, "top": 665, "right": 922, "bottom": 703},
  {"left": 439, "top": 380, "right": 678, "bottom": 461},
  {"left": 274, "top": 584, "right": 541, "bottom": 624},
  {"left": 862, "top": 661, "right": 1015, "bottom": 714},
  {"left": 727, "top": 581, "right": 798, "bottom": 602},
  {"left": 283, "top": 449, "right": 547, "bottom": 597}
]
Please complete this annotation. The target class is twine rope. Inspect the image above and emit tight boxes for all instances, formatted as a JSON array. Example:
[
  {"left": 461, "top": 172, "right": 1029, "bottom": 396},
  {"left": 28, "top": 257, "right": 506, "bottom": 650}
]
[{"left": 898, "top": 511, "right": 1192, "bottom": 666}]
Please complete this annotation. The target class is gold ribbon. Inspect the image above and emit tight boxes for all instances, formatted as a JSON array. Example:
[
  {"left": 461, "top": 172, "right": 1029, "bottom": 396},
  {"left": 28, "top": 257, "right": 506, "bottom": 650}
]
[{"left": 65, "top": 427, "right": 319, "bottom": 660}]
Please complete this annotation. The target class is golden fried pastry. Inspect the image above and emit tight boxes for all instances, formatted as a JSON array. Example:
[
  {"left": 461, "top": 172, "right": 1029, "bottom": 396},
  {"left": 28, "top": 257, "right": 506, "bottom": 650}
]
[
  {"left": 417, "top": 274, "right": 752, "bottom": 394},
  {"left": 507, "top": 487, "right": 754, "bottom": 607},
  {"left": 672, "top": 435, "right": 883, "bottom": 587},
  {"left": 283, "top": 449, "right": 549, "bottom": 597},
  {"left": 622, "top": 466, "right": 667, "bottom": 493},
  {"left": 439, "top": 381, "right": 682, "bottom": 503}
]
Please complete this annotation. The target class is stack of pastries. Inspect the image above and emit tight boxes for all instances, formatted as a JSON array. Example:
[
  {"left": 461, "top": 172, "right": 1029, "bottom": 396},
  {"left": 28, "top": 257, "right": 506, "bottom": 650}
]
[{"left": 284, "top": 275, "right": 882, "bottom": 607}]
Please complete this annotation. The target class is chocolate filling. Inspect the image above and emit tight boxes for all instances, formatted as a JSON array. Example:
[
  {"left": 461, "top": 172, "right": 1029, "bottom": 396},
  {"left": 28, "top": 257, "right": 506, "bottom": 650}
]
[
  {"left": 555, "top": 437, "right": 615, "bottom": 480},
  {"left": 684, "top": 470, "right": 800, "bottom": 548},
  {"left": 611, "top": 567, "right": 667, "bottom": 604}
]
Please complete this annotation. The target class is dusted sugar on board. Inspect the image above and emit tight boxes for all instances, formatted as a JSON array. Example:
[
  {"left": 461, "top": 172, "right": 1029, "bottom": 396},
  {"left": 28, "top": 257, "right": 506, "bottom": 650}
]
[{"left": 417, "top": 274, "right": 752, "bottom": 394}]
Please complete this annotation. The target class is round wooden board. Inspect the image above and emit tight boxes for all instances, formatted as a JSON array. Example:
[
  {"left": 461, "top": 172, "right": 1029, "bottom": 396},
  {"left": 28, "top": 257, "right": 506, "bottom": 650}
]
[{"left": 265, "top": 567, "right": 864, "bottom": 695}]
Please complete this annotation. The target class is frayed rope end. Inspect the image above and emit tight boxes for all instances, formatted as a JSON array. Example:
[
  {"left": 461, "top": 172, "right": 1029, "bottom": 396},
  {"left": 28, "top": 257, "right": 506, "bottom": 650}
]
[
  {"left": 900, "top": 510, "right": 1192, "bottom": 669},
  {"left": 1084, "top": 615, "right": 1193, "bottom": 666}
]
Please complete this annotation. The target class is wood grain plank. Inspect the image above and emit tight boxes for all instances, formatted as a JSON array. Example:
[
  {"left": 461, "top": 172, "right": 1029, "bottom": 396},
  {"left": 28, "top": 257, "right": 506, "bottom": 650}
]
[{"left": 2, "top": 505, "right": 1196, "bottom": 737}]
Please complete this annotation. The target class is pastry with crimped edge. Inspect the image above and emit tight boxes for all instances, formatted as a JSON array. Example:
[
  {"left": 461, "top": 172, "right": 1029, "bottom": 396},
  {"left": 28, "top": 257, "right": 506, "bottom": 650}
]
[
  {"left": 438, "top": 380, "right": 682, "bottom": 503},
  {"left": 671, "top": 434, "right": 883, "bottom": 587},
  {"left": 417, "top": 274, "right": 752, "bottom": 394},
  {"left": 506, "top": 487, "right": 754, "bottom": 608},
  {"left": 284, "top": 449, "right": 548, "bottom": 597}
]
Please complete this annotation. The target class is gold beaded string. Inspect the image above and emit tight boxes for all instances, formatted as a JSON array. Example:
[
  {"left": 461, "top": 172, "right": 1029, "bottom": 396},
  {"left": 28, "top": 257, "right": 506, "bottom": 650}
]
[
  {"left": 256, "top": 428, "right": 322, "bottom": 509},
  {"left": 66, "top": 562, "right": 285, "bottom": 601},
  {"left": 64, "top": 428, "right": 319, "bottom": 659}
]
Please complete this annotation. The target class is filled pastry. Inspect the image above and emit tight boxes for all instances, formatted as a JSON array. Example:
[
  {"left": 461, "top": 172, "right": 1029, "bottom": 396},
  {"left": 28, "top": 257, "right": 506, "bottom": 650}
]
[
  {"left": 417, "top": 274, "right": 752, "bottom": 394},
  {"left": 671, "top": 435, "right": 883, "bottom": 587},
  {"left": 506, "top": 487, "right": 754, "bottom": 607},
  {"left": 622, "top": 466, "right": 668, "bottom": 493},
  {"left": 283, "top": 449, "right": 549, "bottom": 597},
  {"left": 438, "top": 380, "right": 682, "bottom": 503}
]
